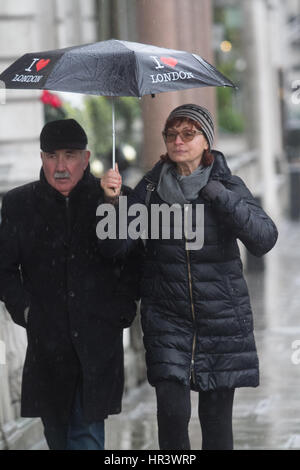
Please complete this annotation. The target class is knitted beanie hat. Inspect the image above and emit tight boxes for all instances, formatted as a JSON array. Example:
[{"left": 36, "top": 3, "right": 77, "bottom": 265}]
[{"left": 164, "top": 103, "right": 214, "bottom": 149}]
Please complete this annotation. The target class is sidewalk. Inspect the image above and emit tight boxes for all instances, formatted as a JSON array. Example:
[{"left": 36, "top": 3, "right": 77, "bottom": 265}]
[{"left": 106, "top": 217, "right": 300, "bottom": 450}]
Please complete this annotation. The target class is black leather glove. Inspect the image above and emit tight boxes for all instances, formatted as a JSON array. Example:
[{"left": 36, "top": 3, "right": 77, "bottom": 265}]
[
  {"left": 106, "top": 296, "right": 138, "bottom": 329},
  {"left": 201, "top": 180, "right": 226, "bottom": 201}
]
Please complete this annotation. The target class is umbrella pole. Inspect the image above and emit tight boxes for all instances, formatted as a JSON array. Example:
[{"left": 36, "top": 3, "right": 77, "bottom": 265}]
[{"left": 112, "top": 97, "right": 116, "bottom": 169}]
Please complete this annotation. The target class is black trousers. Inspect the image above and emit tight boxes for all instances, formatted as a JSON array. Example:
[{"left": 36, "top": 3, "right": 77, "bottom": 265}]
[
  {"left": 41, "top": 384, "right": 105, "bottom": 450},
  {"left": 155, "top": 381, "right": 235, "bottom": 450}
]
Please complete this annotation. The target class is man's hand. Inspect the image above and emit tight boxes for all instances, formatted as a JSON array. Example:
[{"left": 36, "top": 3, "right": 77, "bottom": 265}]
[{"left": 100, "top": 163, "right": 122, "bottom": 198}]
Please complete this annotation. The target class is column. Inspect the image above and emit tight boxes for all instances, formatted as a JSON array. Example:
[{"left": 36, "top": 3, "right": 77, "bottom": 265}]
[
  {"left": 0, "top": 0, "right": 44, "bottom": 192},
  {"left": 137, "top": 0, "right": 216, "bottom": 169},
  {"left": 136, "top": 0, "right": 180, "bottom": 169},
  {"left": 175, "top": 0, "right": 216, "bottom": 112},
  {"left": 0, "top": 1, "right": 43, "bottom": 449},
  {"left": 242, "top": 0, "right": 280, "bottom": 219}
]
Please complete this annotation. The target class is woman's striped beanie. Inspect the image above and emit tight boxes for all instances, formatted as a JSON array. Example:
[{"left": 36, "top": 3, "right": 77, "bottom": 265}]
[{"left": 164, "top": 103, "right": 214, "bottom": 149}]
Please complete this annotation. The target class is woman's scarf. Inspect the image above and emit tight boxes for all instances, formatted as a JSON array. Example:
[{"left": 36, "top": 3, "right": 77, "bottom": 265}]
[{"left": 157, "top": 160, "right": 213, "bottom": 205}]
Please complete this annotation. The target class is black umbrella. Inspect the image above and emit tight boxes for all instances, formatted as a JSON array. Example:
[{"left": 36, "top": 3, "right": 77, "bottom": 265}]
[{"left": 0, "top": 39, "right": 236, "bottom": 166}]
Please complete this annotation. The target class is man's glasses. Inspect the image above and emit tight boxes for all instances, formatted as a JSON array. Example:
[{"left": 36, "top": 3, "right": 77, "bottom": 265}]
[{"left": 163, "top": 129, "right": 204, "bottom": 143}]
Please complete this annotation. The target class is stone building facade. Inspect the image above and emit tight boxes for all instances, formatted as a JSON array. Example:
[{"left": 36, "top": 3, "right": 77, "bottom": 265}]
[{"left": 0, "top": 0, "right": 98, "bottom": 450}]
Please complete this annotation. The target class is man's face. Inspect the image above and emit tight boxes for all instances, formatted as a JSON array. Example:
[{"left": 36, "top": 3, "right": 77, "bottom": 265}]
[{"left": 41, "top": 149, "right": 90, "bottom": 196}]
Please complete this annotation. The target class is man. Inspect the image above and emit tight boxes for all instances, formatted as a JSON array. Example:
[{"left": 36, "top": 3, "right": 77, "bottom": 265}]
[{"left": 0, "top": 119, "right": 140, "bottom": 450}]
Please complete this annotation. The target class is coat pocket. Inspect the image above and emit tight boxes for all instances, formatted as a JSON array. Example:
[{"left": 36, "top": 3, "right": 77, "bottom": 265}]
[{"left": 223, "top": 275, "right": 248, "bottom": 336}]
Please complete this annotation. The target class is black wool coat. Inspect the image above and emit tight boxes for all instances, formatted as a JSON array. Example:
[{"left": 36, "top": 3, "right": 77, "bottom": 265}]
[
  {"left": 99, "top": 151, "right": 278, "bottom": 391},
  {"left": 0, "top": 167, "right": 141, "bottom": 424}
]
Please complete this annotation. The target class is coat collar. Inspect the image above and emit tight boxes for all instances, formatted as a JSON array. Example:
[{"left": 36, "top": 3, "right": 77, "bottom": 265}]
[
  {"left": 38, "top": 163, "right": 91, "bottom": 204},
  {"left": 33, "top": 164, "right": 97, "bottom": 246},
  {"left": 145, "top": 150, "right": 232, "bottom": 186},
  {"left": 210, "top": 150, "right": 232, "bottom": 181}
]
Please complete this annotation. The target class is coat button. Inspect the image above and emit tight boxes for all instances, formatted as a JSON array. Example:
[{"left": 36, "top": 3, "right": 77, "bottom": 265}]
[
  {"left": 72, "top": 331, "right": 79, "bottom": 338},
  {"left": 69, "top": 291, "right": 75, "bottom": 298}
]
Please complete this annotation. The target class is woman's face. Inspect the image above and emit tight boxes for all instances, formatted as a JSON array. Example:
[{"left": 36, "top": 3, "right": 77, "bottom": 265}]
[{"left": 165, "top": 120, "right": 208, "bottom": 172}]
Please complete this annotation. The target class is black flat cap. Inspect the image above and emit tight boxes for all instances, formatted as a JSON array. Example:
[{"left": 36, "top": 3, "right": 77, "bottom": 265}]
[{"left": 40, "top": 119, "right": 88, "bottom": 152}]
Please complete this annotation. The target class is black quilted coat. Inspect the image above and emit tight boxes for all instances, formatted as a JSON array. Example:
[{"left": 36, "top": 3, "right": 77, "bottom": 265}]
[{"left": 99, "top": 151, "right": 278, "bottom": 391}]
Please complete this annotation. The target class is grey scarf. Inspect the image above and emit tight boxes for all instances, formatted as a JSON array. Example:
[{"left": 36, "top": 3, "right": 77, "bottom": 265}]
[{"left": 157, "top": 161, "right": 213, "bottom": 205}]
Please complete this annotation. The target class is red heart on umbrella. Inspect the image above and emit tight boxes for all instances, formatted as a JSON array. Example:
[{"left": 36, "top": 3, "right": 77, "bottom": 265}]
[
  {"left": 36, "top": 59, "right": 51, "bottom": 72},
  {"left": 160, "top": 57, "right": 178, "bottom": 68}
]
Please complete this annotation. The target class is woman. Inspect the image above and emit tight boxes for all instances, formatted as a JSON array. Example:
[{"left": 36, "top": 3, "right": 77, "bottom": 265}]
[{"left": 99, "top": 104, "right": 278, "bottom": 450}]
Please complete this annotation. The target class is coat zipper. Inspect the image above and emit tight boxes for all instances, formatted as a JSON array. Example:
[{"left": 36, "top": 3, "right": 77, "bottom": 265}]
[
  {"left": 184, "top": 204, "right": 197, "bottom": 384},
  {"left": 186, "top": 245, "right": 197, "bottom": 384}
]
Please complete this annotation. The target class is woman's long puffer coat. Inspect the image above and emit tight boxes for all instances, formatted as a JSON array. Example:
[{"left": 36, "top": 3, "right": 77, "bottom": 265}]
[{"left": 100, "top": 151, "right": 278, "bottom": 391}]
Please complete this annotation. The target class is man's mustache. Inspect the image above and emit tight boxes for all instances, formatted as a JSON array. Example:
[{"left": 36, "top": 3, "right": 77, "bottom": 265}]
[{"left": 54, "top": 172, "right": 70, "bottom": 179}]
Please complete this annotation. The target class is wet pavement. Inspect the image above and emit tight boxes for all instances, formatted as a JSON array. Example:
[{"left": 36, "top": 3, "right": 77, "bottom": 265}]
[{"left": 105, "top": 217, "right": 300, "bottom": 450}]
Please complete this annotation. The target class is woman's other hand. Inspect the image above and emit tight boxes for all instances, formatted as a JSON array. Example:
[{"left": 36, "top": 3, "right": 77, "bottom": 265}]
[{"left": 201, "top": 180, "right": 226, "bottom": 201}]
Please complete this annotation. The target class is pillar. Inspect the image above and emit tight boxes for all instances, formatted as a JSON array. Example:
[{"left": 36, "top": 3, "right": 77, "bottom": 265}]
[
  {"left": 137, "top": 0, "right": 216, "bottom": 169},
  {"left": 242, "top": 0, "right": 280, "bottom": 219},
  {"left": 137, "top": 0, "right": 179, "bottom": 169}
]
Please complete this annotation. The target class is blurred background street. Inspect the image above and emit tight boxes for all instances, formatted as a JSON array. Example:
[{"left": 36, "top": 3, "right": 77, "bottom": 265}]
[{"left": 1, "top": 0, "right": 300, "bottom": 450}]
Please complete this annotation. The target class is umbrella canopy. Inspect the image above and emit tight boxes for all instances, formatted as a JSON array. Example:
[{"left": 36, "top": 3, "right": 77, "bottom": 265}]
[
  {"left": 0, "top": 39, "right": 236, "bottom": 166},
  {"left": 0, "top": 39, "right": 235, "bottom": 96}
]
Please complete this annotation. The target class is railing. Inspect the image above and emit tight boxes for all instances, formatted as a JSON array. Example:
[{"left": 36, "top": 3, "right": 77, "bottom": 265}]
[
  {"left": 227, "top": 149, "right": 260, "bottom": 196},
  {"left": 0, "top": 304, "right": 41, "bottom": 450}
]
